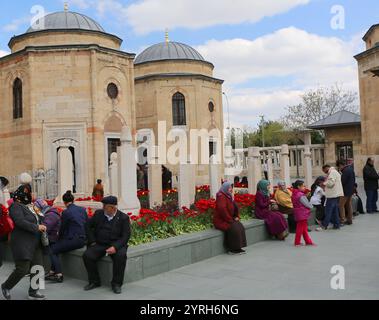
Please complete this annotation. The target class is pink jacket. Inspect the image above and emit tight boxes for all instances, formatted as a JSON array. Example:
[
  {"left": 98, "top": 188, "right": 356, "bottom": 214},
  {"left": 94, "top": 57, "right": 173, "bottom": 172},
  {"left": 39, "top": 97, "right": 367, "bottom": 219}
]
[{"left": 291, "top": 189, "right": 311, "bottom": 222}]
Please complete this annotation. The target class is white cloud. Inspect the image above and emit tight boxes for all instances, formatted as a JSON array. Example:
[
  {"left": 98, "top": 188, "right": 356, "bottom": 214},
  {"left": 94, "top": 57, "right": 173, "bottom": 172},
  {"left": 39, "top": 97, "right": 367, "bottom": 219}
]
[
  {"left": 126, "top": 0, "right": 310, "bottom": 34},
  {"left": 197, "top": 27, "right": 363, "bottom": 127},
  {"left": 0, "top": 50, "right": 10, "bottom": 58},
  {"left": 2, "top": 16, "right": 31, "bottom": 32},
  {"left": 94, "top": 0, "right": 128, "bottom": 17},
  {"left": 226, "top": 88, "right": 303, "bottom": 128},
  {"left": 64, "top": 0, "right": 92, "bottom": 9},
  {"left": 196, "top": 27, "right": 359, "bottom": 89}
]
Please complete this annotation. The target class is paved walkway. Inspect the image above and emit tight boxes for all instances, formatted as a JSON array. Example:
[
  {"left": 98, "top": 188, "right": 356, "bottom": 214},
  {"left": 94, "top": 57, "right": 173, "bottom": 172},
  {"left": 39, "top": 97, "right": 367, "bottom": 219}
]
[{"left": 1, "top": 212, "right": 379, "bottom": 300}]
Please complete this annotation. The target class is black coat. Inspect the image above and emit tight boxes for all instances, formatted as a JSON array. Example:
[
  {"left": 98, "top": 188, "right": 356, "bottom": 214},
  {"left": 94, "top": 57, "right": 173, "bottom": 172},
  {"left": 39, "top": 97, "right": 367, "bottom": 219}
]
[
  {"left": 341, "top": 165, "right": 356, "bottom": 196},
  {"left": 85, "top": 210, "right": 131, "bottom": 251},
  {"left": 9, "top": 202, "right": 42, "bottom": 261},
  {"left": 363, "top": 164, "right": 379, "bottom": 191},
  {"left": 59, "top": 203, "right": 87, "bottom": 240}
]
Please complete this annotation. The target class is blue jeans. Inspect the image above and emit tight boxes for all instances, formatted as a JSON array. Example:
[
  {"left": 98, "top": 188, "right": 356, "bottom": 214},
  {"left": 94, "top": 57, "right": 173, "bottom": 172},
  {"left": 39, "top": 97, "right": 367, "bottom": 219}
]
[
  {"left": 49, "top": 237, "right": 86, "bottom": 273},
  {"left": 323, "top": 197, "right": 340, "bottom": 229},
  {"left": 365, "top": 189, "right": 378, "bottom": 213}
]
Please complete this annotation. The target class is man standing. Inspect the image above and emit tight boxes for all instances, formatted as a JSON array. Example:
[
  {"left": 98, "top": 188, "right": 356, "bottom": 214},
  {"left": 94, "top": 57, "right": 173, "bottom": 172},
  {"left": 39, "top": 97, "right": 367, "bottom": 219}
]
[
  {"left": 83, "top": 196, "right": 131, "bottom": 294},
  {"left": 263, "top": 161, "right": 268, "bottom": 180},
  {"left": 318, "top": 164, "right": 344, "bottom": 230},
  {"left": 363, "top": 158, "right": 379, "bottom": 213},
  {"left": 337, "top": 160, "right": 356, "bottom": 225},
  {"left": 162, "top": 166, "right": 172, "bottom": 190}
]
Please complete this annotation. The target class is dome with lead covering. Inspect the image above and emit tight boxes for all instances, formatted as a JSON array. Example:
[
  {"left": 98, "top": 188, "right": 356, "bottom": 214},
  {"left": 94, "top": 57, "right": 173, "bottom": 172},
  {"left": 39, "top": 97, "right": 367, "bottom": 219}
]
[
  {"left": 26, "top": 11, "right": 105, "bottom": 33},
  {"left": 135, "top": 41, "right": 206, "bottom": 65}
]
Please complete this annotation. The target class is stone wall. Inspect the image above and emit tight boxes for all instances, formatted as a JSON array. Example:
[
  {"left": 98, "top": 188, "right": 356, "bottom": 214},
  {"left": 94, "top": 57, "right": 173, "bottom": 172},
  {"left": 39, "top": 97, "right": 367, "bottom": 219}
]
[
  {"left": 0, "top": 45, "right": 136, "bottom": 194},
  {"left": 9, "top": 30, "right": 122, "bottom": 53},
  {"left": 4, "top": 219, "right": 269, "bottom": 284},
  {"left": 356, "top": 46, "right": 379, "bottom": 168},
  {"left": 324, "top": 125, "right": 363, "bottom": 174},
  {"left": 135, "top": 60, "right": 224, "bottom": 185}
]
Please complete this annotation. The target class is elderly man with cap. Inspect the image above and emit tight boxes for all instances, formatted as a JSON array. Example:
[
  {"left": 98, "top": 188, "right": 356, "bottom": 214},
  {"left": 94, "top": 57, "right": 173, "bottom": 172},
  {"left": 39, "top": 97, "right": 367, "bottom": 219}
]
[{"left": 83, "top": 196, "right": 131, "bottom": 294}]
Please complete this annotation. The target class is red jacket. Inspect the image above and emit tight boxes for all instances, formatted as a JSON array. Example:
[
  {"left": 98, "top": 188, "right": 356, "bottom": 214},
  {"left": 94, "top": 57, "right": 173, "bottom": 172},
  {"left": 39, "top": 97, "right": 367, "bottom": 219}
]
[{"left": 213, "top": 191, "right": 239, "bottom": 231}]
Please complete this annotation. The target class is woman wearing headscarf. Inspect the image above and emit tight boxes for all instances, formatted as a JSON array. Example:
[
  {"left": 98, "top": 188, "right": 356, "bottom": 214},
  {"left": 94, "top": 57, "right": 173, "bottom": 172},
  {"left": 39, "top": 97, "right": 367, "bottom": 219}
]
[
  {"left": 213, "top": 181, "right": 247, "bottom": 254},
  {"left": 274, "top": 181, "right": 296, "bottom": 233},
  {"left": 1, "top": 185, "right": 47, "bottom": 300},
  {"left": 46, "top": 191, "right": 87, "bottom": 283},
  {"left": 255, "top": 180, "right": 288, "bottom": 240},
  {"left": 33, "top": 199, "right": 62, "bottom": 281}
]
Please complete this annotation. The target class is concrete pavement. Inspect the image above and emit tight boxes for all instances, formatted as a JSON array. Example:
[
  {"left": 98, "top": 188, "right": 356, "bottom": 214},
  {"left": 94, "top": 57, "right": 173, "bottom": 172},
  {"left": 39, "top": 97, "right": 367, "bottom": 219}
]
[{"left": 1, "top": 212, "right": 378, "bottom": 300}]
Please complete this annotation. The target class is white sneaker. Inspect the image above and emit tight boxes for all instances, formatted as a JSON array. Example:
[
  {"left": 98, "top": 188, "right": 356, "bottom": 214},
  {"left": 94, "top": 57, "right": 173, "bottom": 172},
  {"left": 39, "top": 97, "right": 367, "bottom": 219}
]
[{"left": 315, "top": 227, "right": 324, "bottom": 232}]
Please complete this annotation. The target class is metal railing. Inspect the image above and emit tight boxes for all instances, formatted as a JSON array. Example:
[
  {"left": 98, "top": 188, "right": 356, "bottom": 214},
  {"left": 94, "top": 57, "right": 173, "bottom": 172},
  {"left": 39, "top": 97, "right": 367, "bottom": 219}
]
[{"left": 7, "top": 169, "right": 58, "bottom": 200}]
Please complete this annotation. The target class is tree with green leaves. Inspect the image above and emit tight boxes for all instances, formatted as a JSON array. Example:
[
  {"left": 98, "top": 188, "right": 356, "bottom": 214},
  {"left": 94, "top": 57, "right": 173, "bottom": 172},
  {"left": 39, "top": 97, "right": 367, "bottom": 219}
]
[{"left": 282, "top": 84, "right": 359, "bottom": 129}]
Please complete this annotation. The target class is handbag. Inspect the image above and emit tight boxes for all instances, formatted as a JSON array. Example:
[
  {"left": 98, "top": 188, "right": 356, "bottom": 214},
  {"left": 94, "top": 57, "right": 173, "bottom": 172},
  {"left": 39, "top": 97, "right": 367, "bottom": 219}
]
[
  {"left": 270, "top": 203, "right": 279, "bottom": 211},
  {"left": 0, "top": 205, "right": 14, "bottom": 237},
  {"left": 41, "top": 231, "right": 49, "bottom": 247}
]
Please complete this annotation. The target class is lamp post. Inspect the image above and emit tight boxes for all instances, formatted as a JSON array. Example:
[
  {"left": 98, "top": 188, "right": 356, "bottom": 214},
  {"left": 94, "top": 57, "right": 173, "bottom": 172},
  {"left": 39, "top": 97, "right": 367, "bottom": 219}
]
[
  {"left": 294, "top": 129, "right": 300, "bottom": 178},
  {"left": 260, "top": 115, "right": 265, "bottom": 148},
  {"left": 222, "top": 92, "right": 231, "bottom": 130}
]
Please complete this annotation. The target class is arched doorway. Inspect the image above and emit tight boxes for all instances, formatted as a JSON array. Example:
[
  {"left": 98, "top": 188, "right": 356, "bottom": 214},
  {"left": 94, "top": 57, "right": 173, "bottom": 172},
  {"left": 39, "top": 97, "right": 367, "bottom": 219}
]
[
  {"left": 53, "top": 138, "right": 79, "bottom": 194},
  {"left": 55, "top": 146, "right": 77, "bottom": 193}
]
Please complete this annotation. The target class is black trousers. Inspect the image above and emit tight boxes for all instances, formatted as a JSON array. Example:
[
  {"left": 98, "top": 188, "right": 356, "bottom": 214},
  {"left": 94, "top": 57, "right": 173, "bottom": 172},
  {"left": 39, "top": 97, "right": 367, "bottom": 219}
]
[
  {"left": 0, "top": 235, "right": 7, "bottom": 268},
  {"left": 83, "top": 244, "right": 127, "bottom": 286},
  {"left": 315, "top": 205, "right": 325, "bottom": 222},
  {"left": 3, "top": 247, "right": 44, "bottom": 293}
]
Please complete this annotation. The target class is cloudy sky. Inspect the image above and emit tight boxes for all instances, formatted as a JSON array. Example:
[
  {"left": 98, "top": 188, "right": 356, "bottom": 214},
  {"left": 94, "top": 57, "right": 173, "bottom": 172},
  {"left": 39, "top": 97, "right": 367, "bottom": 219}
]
[{"left": 1, "top": 0, "right": 378, "bottom": 128}]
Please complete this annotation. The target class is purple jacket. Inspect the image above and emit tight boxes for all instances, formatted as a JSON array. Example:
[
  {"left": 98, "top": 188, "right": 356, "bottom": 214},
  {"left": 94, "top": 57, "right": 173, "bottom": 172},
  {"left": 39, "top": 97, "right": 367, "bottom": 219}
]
[
  {"left": 291, "top": 189, "right": 311, "bottom": 222},
  {"left": 42, "top": 207, "right": 61, "bottom": 243}
]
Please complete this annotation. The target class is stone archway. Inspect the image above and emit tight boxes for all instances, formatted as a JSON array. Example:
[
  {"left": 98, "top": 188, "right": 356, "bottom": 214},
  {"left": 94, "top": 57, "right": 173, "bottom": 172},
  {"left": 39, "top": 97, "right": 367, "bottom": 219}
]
[{"left": 52, "top": 138, "right": 79, "bottom": 195}]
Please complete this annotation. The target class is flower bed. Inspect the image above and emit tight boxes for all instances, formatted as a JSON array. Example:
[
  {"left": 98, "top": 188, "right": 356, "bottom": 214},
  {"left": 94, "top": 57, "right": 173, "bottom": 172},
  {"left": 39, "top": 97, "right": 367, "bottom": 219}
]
[
  {"left": 129, "top": 191, "right": 257, "bottom": 246},
  {"left": 42, "top": 185, "right": 257, "bottom": 247}
]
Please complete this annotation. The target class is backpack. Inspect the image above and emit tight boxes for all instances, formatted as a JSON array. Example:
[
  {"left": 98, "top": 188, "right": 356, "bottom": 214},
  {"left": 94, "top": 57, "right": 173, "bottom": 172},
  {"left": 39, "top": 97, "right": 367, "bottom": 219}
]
[{"left": 0, "top": 205, "right": 14, "bottom": 237}]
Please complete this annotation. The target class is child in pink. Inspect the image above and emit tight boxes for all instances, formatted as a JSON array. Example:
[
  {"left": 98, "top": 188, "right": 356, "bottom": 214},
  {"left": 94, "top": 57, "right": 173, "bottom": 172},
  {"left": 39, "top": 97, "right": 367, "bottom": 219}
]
[{"left": 291, "top": 180, "right": 315, "bottom": 246}]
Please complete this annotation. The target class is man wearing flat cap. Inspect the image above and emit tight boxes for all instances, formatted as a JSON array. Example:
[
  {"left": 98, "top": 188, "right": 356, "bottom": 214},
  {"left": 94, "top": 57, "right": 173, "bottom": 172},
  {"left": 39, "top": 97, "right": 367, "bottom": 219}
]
[{"left": 83, "top": 196, "right": 131, "bottom": 294}]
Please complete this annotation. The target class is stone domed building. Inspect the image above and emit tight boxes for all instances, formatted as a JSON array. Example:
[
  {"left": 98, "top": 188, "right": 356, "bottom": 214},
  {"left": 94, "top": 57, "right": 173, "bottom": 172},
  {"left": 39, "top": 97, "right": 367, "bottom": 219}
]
[
  {"left": 0, "top": 8, "right": 224, "bottom": 196},
  {"left": 0, "top": 9, "right": 136, "bottom": 195},
  {"left": 134, "top": 39, "right": 224, "bottom": 185}
]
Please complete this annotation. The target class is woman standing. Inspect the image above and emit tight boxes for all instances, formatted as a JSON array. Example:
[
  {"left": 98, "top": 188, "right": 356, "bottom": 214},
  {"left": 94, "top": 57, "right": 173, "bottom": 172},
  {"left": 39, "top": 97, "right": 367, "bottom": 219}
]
[
  {"left": 46, "top": 191, "right": 87, "bottom": 283},
  {"left": 255, "top": 180, "right": 288, "bottom": 240},
  {"left": 33, "top": 199, "right": 62, "bottom": 280},
  {"left": 1, "top": 186, "right": 47, "bottom": 300},
  {"left": 213, "top": 181, "right": 247, "bottom": 254}
]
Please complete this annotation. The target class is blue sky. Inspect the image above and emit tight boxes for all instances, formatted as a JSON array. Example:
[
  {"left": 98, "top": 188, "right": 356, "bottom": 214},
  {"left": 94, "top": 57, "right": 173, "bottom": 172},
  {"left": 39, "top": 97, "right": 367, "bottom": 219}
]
[{"left": 1, "top": 0, "right": 379, "bottom": 128}]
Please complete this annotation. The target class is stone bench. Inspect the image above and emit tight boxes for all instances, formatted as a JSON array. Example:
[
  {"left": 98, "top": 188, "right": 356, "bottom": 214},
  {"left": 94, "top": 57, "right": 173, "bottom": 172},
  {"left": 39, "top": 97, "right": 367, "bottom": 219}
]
[{"left": 5, "top": 219, "right": 269, "bottom": 284}]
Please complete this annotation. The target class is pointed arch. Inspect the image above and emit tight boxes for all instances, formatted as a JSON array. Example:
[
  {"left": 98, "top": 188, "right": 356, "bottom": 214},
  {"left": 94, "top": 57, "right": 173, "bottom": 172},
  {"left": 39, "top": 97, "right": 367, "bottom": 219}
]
[
  {"left": 172, "top": 92, "right": 186, "bottom": 126},
  {"left": 13, "top": 78, "right": 23, "bottom": 119}
]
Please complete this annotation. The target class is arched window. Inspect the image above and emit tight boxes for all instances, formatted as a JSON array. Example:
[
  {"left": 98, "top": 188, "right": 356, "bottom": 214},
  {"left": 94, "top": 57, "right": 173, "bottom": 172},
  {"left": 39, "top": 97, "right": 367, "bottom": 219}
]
[
  {"left": 13, "top": 78, "right": 23, "bottom": 119},
  {"left": 172, "top": 92, "right": 186, "bottom": 126},
  {"left": 208, "top": 101, "right": 215, "bottom": 113}
]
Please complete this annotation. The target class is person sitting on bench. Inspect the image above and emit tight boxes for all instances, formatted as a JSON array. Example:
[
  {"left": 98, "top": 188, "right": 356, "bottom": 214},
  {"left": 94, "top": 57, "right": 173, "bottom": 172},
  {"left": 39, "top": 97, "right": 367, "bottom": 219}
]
[{"left": 83, "top": 196, "right": 131, "bottom": 294}]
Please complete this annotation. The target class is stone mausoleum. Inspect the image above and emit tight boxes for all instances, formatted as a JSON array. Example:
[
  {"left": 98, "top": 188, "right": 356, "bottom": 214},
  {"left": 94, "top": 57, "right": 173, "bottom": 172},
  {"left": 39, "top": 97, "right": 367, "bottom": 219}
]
[
  {"left": 307, "top": 23, "right": 379, "bottom": 176},
  {"left": 0, "top": 8, "right": 224, "bottom": 196}
]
